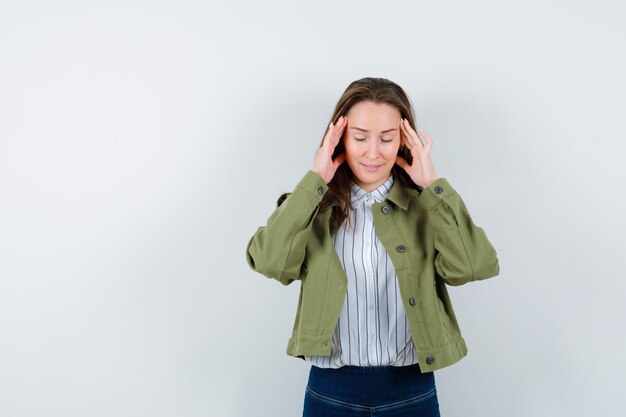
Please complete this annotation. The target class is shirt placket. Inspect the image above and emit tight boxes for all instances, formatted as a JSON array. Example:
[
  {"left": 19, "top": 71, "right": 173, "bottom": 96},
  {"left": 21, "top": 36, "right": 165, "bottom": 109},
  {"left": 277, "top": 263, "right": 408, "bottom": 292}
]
[{"left": 363, "top": 193, "right": 379, "bottom": 363}]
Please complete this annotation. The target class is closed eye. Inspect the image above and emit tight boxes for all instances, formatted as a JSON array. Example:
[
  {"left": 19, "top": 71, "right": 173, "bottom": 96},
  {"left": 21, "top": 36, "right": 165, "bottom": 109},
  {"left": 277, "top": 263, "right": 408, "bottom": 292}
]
[{"left": 354, "top": 137, "right": 394, "bottom": 142}]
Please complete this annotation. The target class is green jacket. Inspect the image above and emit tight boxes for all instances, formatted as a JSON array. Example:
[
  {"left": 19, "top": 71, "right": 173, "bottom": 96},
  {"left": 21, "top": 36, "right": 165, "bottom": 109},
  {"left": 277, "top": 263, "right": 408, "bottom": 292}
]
[{"left": 246, "top": 170, "right": 500, "bottom": 372}]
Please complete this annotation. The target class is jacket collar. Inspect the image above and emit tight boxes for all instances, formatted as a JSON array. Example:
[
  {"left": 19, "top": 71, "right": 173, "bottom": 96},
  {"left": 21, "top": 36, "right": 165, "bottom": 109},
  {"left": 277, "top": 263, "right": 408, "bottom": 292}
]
[{"left": 386, "top": 177, "right": 410, "bottom": 211}]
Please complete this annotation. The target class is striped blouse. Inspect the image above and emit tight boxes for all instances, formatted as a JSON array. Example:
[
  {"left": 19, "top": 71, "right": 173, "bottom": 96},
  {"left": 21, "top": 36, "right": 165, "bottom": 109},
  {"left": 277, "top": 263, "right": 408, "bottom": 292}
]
[{"left": 305, "top": 174, "right": 419, "bottom": 368}]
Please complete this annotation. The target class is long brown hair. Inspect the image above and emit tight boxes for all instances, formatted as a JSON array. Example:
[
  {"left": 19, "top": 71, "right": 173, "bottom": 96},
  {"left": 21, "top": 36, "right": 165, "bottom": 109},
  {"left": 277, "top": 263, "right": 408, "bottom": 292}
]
[{"left": 320, "top": 77, "right": 421, "bottom": 232}]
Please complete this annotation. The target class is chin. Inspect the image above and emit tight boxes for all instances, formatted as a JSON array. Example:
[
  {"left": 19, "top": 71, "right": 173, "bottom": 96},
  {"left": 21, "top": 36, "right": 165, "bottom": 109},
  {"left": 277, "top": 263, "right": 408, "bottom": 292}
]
[
  {"left": 349, "top": 163, "right": 391, "bottom": 185},
  {"left": 356, "top": 171, "right": 390, "bottom": 187}
]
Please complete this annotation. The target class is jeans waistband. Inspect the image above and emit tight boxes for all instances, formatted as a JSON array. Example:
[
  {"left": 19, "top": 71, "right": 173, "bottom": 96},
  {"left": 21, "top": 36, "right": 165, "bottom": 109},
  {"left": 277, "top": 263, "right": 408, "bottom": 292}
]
[{"left": 307, "top": 362, "right": 435, "bottom": 406}]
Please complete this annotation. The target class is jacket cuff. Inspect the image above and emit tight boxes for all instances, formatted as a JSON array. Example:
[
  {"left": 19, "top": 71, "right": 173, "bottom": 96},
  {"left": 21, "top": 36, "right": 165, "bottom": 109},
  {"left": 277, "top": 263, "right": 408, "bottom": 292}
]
[
  {"left": 294, "top": 170, "right": 329, "bottom": 202},
  {"left": 419, "top": 177, "right": 456, "bottom": 211}
]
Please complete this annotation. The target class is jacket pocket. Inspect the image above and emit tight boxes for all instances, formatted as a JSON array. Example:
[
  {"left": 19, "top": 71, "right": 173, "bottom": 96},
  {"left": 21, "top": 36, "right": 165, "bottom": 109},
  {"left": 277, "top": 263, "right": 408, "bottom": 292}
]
[{"left": 435, "top": 298, "right": 453, "bottom": 340}]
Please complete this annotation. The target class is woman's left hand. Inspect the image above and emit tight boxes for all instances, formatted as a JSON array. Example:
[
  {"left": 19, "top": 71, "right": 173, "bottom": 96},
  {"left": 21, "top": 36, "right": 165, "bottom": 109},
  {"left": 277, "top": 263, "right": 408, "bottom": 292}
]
[{"left": 395, "top": 119, "right": 439, "bottom": 188}]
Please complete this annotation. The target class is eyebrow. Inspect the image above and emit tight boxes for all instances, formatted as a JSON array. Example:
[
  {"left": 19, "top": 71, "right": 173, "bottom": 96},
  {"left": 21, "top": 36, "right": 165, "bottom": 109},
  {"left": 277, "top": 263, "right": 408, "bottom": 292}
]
[{"left": 349, "top": 127, "right": 398, "bottom": 133}]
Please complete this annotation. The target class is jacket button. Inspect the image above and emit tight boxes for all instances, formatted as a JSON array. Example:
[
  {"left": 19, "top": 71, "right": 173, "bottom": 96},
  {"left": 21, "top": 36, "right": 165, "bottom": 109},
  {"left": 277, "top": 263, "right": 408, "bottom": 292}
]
[
  {"left": 434, "top": 185, "right": 444, "bottom": 194},
  {"left": 396, "top": 245, "right": 406, "bottom": 253},
  {"left": 317, "top": 186, "right": 325, "bottom": 195},
  {"left": 408, "top": 297, "right": 416, "bottom": 306},
  {"left": 381, "top": 206, "right": 390, "bottom": 214},
  {"left": 426, "top": 356, "right": 435, "bottom": 365}
]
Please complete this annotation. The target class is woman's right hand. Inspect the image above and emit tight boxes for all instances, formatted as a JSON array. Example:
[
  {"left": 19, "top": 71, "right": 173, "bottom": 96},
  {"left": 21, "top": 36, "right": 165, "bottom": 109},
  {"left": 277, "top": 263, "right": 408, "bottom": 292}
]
[{"left": 311, "top": 116, "right": 347, "bottom": 184}]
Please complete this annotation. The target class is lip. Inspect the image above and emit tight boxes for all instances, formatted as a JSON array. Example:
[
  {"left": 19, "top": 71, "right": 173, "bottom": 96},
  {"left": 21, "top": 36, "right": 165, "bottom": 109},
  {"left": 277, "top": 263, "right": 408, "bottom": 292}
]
[{"left": 361, "top": 163, "right": 382, "bottom": 172}]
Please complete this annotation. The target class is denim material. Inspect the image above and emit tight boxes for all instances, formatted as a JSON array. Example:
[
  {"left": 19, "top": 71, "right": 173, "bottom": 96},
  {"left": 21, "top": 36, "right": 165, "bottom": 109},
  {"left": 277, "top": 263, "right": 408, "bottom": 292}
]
[{"left": 302, "top": 363, "right": 441, "bottom": 416}]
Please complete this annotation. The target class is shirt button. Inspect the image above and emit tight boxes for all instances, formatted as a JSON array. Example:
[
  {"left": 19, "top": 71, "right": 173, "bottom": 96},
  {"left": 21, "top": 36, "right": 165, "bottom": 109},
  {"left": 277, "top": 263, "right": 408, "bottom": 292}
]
[
  {"left": 317, "top": 186, "right": 325, "bottom": 195},
  {"left": 434, "top": 186, "right": 444, "bottom": 194},
  {"left": 396, "top": 245, "right": 406, "bottom": 253},
  {"left": 408, "top": 297, "right": 416, "bottom": 306},
  {"left": 368, "top": 305, "right": 374, "bottom": 311},
  {"left": 426, "top": 356, "right": 435, "bottom": 365},
  {"left": 381, "top": 206, "right": 390, "bottom": 214}
]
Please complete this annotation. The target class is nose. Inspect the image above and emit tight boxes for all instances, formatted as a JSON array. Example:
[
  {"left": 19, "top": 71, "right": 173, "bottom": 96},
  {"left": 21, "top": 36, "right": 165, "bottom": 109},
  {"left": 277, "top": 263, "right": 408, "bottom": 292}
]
[{"left": 365, "top": 141, "right": 379, "bottom": 159}]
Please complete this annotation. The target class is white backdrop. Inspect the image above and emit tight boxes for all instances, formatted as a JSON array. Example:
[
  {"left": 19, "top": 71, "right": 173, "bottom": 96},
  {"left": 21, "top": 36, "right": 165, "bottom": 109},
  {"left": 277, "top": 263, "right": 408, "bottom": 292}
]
[{"left": 1, "top": 1, "right": 625, "bottom": 416}]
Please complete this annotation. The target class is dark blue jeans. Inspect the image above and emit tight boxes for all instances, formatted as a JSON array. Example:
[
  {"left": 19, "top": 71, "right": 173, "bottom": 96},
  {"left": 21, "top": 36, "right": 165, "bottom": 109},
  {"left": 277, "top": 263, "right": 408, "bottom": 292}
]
[{"left": 303, "top": 363, "right": 441, "bottom": 417}]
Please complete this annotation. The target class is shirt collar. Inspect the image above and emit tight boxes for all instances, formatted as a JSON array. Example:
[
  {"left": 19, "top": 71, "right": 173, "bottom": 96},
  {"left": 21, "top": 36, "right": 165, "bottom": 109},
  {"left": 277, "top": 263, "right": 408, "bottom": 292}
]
[{"left": 350, "top": 175, "right": 394, "bottom": 205}]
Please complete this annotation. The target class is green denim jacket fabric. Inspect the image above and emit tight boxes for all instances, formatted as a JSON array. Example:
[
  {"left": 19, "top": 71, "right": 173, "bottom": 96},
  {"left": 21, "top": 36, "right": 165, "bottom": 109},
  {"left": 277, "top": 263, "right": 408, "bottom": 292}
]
[{"left": 246, "top": 170, "right": 500, "bottom": 372}]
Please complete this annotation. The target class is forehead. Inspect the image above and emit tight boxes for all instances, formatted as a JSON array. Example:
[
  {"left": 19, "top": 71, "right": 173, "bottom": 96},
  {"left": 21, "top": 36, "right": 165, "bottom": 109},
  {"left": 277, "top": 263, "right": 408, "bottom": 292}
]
[{"left": 346, "top": 101, "right": 401, "bottom": 131}]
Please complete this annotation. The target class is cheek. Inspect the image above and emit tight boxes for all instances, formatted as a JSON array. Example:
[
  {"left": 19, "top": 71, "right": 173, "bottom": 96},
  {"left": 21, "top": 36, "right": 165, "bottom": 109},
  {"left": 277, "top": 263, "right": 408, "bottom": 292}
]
[
  {"left": 344, "top": 140, "right": 360, "bottom": 159},
  {"left": 383, "top": 144, "right": 401, "bottom": 160}
]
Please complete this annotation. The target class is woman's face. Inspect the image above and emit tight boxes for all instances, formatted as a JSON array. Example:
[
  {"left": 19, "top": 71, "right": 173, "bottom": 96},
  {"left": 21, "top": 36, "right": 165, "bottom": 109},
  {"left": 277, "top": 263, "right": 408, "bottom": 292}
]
[{"left": 344, "top": 101, "right": 401, "bottom": 192}]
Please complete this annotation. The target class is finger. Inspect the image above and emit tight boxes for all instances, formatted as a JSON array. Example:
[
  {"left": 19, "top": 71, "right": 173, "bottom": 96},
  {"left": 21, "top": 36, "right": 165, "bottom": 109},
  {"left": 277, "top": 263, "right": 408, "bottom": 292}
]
[
  {"left": 417, "top": 129, "right": 433, "bottom": 147},
  {"left": 335, "top": 115, "right": 348, "bottom": 130},
  {"left": 401, "top": 119, "right": 423, "bottom": 149},
  {"left": 400, "top": 131, "right": 415, "bottom": 151},
  {"left": 400, "top": 122, "right": 414, "bottom": 150},
  {"left": 395, "top": 155, "right": 410, "bottom": 172},
  {"left": 406, "top": 119, "right": 424, "bottom": 147},
  {"left": 401, "top": 124, "right": 420, "bottom": 156},
  {"left": 321, "top": 120, "right": 337, "bottom": 150},
  {"left": 326, "top": 121, "right": 335, "bottom": 136},
  {"left": 401, "top": 127, "right": 414, "bottom": 150},
  {"left": 330, "top": 116, "right": 347, "bottom": 147}
]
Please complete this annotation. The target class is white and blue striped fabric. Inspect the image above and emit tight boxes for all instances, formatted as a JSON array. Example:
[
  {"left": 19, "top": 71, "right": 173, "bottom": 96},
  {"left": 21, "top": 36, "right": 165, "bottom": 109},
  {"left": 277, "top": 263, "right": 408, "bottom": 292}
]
[{"left": 305, "top": 175, "right": 419, "bottom": 368}]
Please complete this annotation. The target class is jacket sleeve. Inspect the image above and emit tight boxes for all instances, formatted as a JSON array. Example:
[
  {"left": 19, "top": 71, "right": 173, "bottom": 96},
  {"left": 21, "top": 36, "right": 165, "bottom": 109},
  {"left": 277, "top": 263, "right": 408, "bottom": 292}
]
[
  {"left": 245, "top": 170, "right": 328, "bottom": 286},
  {"left": 420, "top": 177, "right": 500, "bottom": 286}
]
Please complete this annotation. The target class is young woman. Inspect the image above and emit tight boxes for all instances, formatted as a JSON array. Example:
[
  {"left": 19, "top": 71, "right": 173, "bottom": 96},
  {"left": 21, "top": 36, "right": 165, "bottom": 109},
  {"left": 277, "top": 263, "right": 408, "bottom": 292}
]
[{"left": 246, "top": 77, "right": 500, "bottom": 417}]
